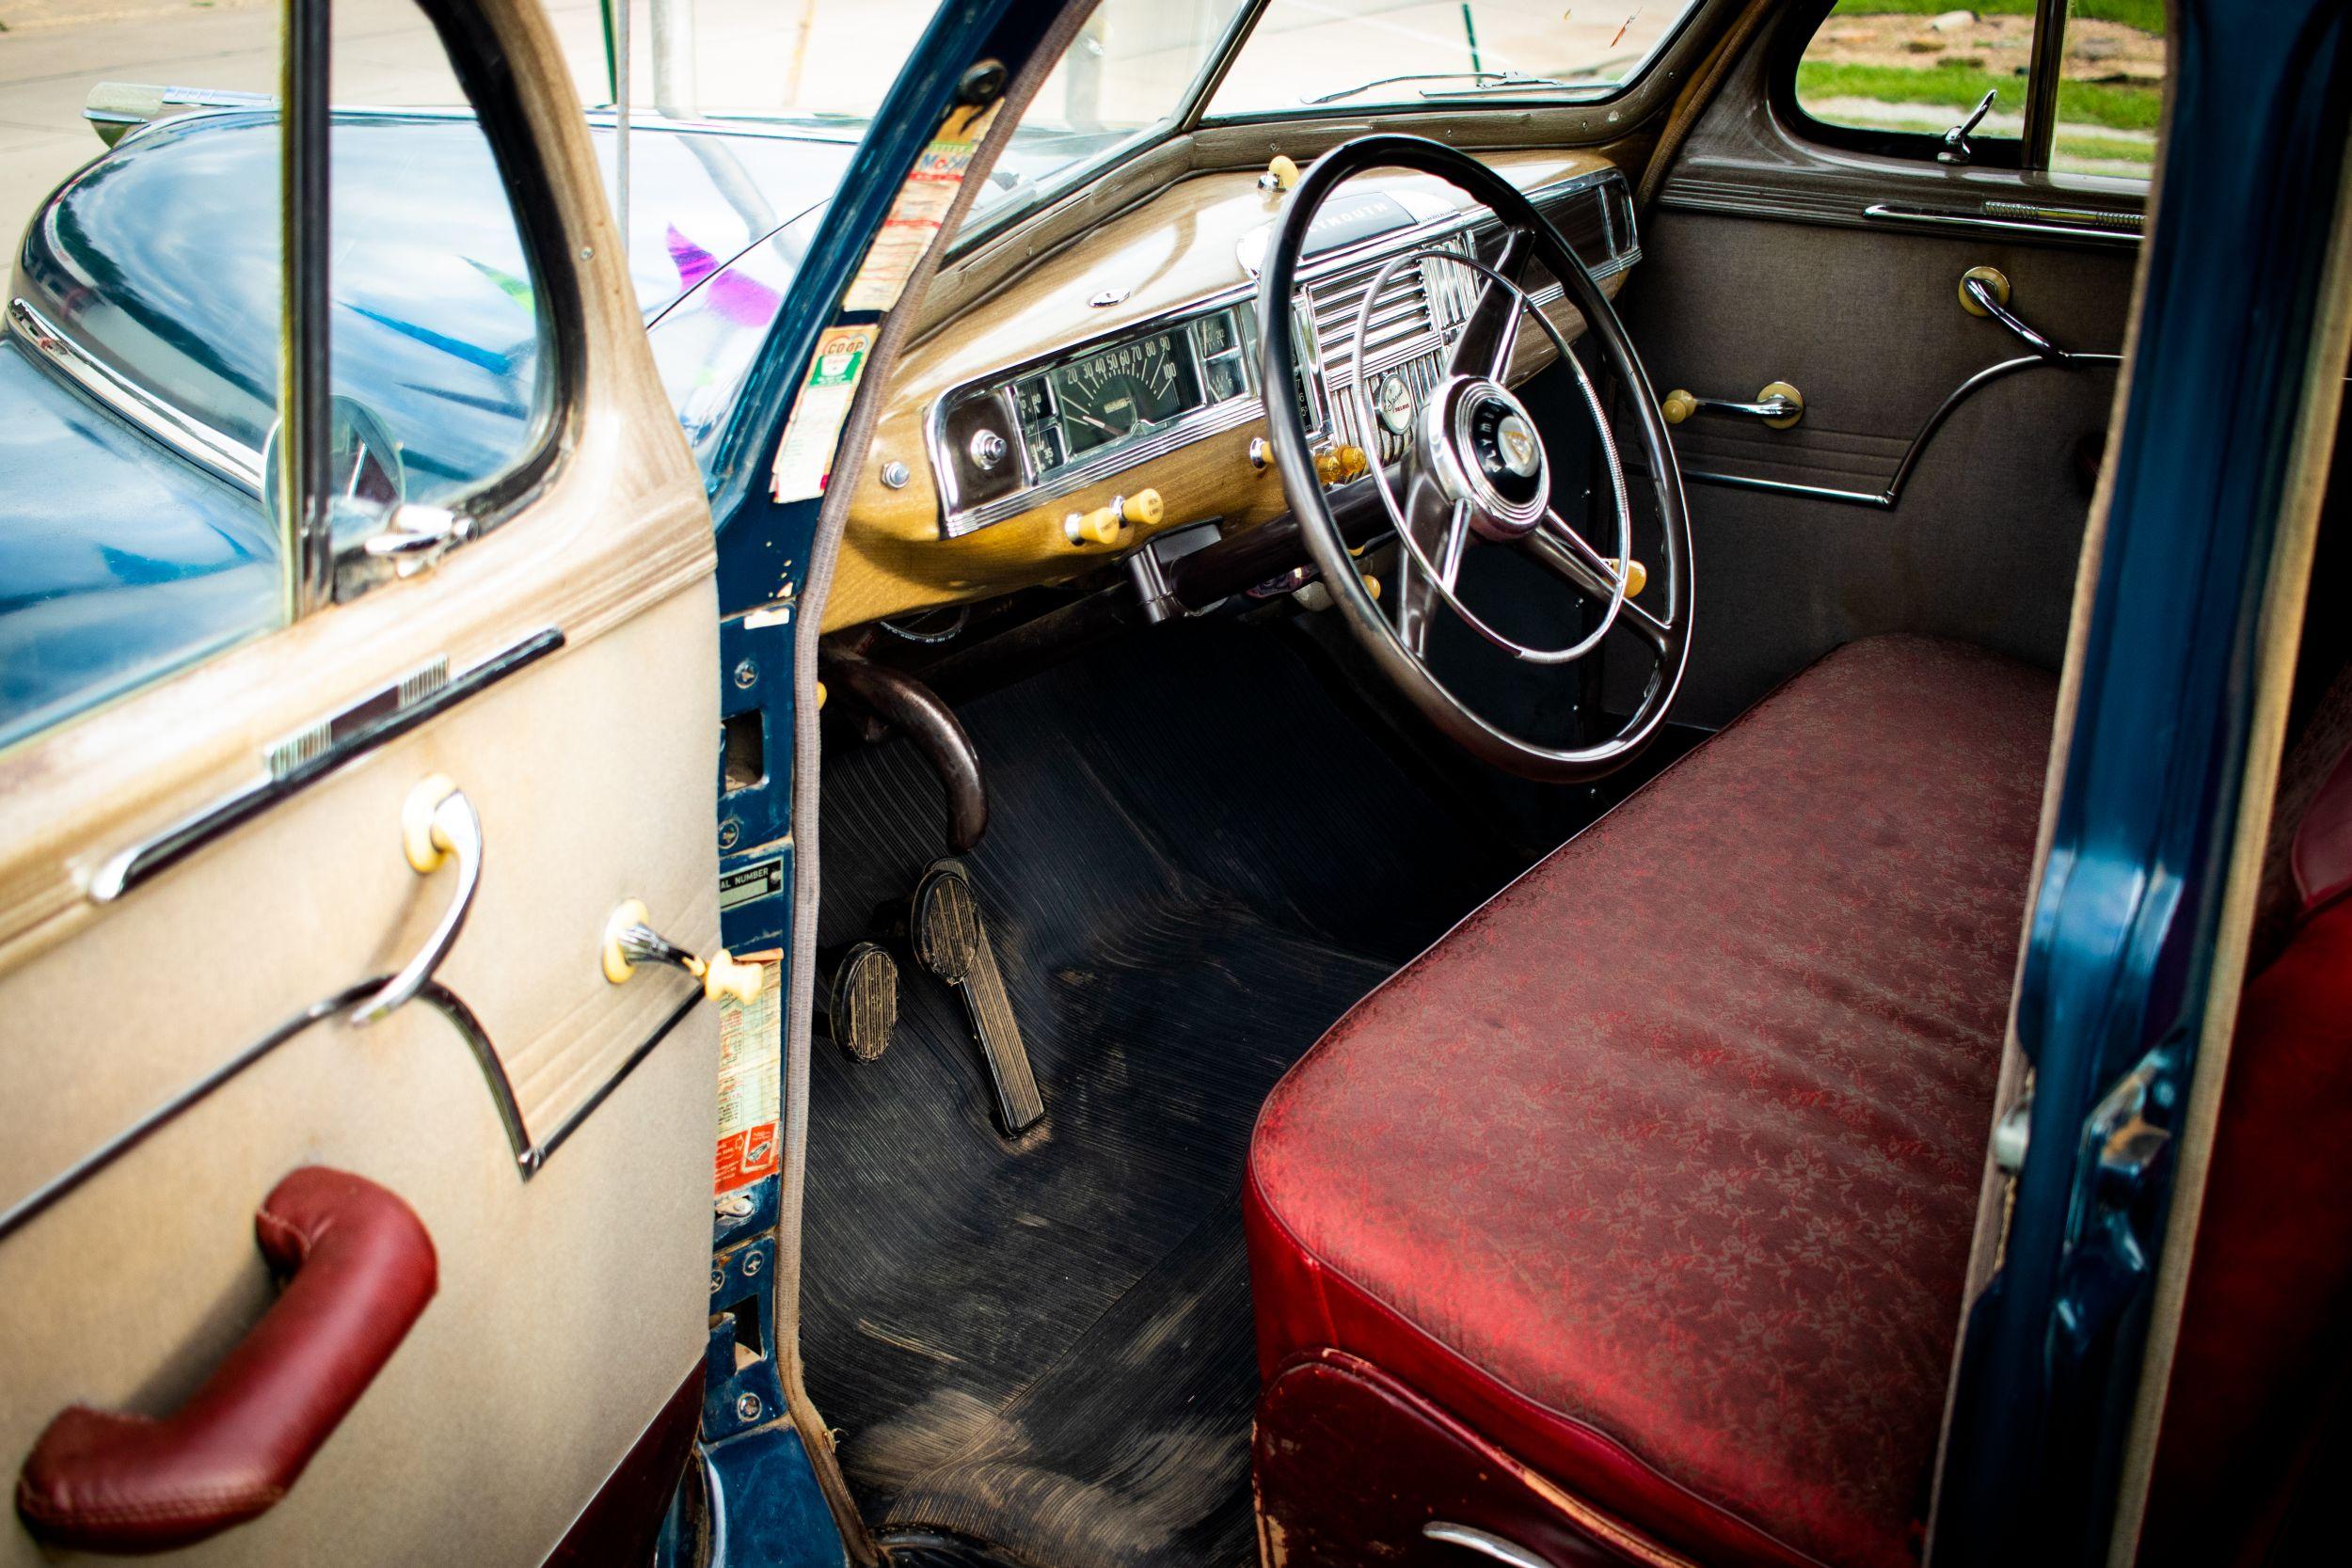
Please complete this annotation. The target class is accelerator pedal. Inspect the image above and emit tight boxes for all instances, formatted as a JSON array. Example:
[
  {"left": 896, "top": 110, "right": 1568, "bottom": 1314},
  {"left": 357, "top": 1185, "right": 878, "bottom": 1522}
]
[
  {"left": 911, "top": 860, "right": 1043, "bottom": 1135},
  {"left": 822, "top": 941, "right": 899, "bottom": 1063}
]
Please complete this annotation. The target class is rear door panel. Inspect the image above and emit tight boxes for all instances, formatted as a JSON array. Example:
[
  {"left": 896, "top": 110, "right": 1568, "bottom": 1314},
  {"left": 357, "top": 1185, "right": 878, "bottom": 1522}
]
[{"left": 1618, "top": 21, "right": 2140, "bottom": 723}]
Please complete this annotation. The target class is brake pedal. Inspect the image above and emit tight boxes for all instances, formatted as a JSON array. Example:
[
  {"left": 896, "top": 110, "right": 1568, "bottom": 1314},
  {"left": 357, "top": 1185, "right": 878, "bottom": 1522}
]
[
  {"left": 820, "top": 941, "right": 899, "bottom": 1063},
  {"left": 910, "top": 860, "right": 1043, "bottom": 1134}
]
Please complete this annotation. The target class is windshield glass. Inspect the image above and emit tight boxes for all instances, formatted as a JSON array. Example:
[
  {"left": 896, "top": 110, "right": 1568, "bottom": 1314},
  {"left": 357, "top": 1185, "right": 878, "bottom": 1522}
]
[
  {"left": 1209, "top": 0, "right": 1702, "bottom": 117},
  {"left": 964, "top": 0, "right": 1256, "bottom": 233}
]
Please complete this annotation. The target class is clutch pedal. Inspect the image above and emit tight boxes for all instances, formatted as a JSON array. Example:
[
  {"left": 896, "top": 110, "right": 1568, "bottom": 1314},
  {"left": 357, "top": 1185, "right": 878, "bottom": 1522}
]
[
  {"left": 910, "top": 860, "right": 1043, "bottom": 1134},
  {"left": 820, "top": 941, "right": 899, "bottom": 1063}
]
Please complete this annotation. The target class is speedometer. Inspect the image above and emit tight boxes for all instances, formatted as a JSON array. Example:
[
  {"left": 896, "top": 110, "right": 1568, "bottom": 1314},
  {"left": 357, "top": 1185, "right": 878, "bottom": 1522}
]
[{"left": 1054, "top": 333, "right": 1200, "bottom": 458}]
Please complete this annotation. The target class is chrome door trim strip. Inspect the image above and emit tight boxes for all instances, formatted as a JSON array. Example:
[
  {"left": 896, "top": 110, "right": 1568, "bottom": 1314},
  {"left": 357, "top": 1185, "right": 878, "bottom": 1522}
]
[
  {"left": 7, "top": 296, "right": 266, "bottom": 493},
  {"left": 1676, "top": 351, "right": 2123, "bottom": 510},
  {"left": 88, "top": 626, "right": 564, "bottom": 905},
  {"left": 0, "top": 974, "right": 706, "bottom": 1243},
  {"left": 1862, "top": 201, "right": 2142, "bottom": 248}
]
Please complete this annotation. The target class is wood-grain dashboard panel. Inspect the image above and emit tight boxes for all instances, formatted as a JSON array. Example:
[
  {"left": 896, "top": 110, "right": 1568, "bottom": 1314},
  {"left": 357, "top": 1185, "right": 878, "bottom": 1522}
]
[{"left": 829, "top": 149, "right": 1632, "bottom": 634}]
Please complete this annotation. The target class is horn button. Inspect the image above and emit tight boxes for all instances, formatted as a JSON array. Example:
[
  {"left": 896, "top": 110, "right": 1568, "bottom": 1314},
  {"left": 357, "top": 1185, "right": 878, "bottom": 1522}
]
[{"left": 1423, "top": 378, "right": 1548, "bottom": 540}]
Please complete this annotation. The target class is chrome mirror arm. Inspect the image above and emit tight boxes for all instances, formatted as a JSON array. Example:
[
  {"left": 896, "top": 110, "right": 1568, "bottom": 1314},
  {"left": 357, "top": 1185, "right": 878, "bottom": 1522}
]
[{"left": 1938, "top": 88, "right": 2000, "bottom": 166}]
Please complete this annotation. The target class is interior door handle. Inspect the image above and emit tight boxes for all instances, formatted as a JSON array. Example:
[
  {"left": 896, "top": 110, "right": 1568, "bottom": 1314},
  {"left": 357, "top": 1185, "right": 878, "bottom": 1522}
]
[
  {"left": 1661, "top": 380, "right": 1804, "bottom": 429},
  {"left": 351, "top": 775, "right": 481, "bottom": 1026},
  {"left": 15, "top": 1166, "right": 437, "bottom": 1553}
]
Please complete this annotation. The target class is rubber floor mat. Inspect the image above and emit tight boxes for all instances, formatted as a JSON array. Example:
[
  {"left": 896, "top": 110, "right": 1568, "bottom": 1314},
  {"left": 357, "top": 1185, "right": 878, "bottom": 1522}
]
[{"left": 803, "top": 620, "right": 1521, "bottom": 1568}]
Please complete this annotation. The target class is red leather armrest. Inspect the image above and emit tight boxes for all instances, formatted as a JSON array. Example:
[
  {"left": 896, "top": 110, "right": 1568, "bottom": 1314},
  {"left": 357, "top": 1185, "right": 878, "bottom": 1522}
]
[{"left": 16, "top": 1165, "right": 437, "bottom": 1554}]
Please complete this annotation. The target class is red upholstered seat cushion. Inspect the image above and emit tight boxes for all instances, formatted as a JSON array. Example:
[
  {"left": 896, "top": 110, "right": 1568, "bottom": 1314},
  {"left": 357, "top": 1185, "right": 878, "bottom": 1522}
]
[{"left": 1247, "top": 636, "right": 2058, "bottom": 1568}]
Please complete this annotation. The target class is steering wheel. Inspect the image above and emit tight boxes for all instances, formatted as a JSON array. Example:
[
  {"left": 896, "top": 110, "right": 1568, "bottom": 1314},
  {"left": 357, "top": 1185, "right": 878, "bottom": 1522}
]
[{"left": 1254, "top": 135, "right": 1693, "bottom": 782}]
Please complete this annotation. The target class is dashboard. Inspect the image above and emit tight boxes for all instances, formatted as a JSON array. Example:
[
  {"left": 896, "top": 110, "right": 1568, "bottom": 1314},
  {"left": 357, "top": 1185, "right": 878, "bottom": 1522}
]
[{"left": 832, "top": 149, "right": 1640, "bottom": 632}]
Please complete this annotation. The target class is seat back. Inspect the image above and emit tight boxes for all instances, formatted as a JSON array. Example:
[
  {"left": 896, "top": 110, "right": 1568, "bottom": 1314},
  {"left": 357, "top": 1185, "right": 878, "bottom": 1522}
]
[{"left": 2145, "top": 667, "right": 2352, "bottom": 1566}]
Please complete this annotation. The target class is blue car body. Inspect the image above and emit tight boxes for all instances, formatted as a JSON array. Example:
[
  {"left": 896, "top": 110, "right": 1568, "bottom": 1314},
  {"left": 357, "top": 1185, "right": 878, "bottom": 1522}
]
[{"left": 0, "top": 107, "right": 858, "bottom": 748}]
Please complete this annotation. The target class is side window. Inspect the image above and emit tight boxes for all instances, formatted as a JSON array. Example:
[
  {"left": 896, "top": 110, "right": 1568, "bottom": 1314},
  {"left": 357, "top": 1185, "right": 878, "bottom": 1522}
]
[
  {"left": 2050, "top": 1, "right": 2164, "bottom": 180},
  {"left": 319, "top": 4, "right": 556, "bottom": 531},
  {"left": 1790, "top": 1, "right": 2166, "bottom": 184},
  {"left": 0, "top": 2, "right": 559, "bottom": 752}
]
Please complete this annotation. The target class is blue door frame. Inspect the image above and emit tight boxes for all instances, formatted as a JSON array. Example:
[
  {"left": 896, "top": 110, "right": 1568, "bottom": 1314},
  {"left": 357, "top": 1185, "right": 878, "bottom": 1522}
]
[
  {"left": 678, "top": 2, "right": 1070, "bottom": 1560},
  {"left": 1936, "top": 1, "right": 2352, "bottom": 1562}
]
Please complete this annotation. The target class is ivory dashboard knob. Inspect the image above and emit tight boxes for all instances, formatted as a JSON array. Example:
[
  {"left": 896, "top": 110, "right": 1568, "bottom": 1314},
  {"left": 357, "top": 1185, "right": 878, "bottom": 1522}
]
[
  {"left": 1335, "top": 444, "right": 1369, "bottom": 481},
  {"left": 1122, "top": 487, "right": 1164, "bottom": 527},
  {"left": 1661, "top": 388, "right": 1697, "bottom": 425},
  {"left": 1313, "top": 447, "right": 1343, "bottom": 485},
  {"left": 1261, "top": 154, "right": 1300, "bottom": 194},
  {"left": 1065, "top": 505, "right": 1122, "bottom": 546},
  {"left": 1064, "top": 489, "right": 1163, "bottom": 546},
  {"left": 1606, "top": 558, "right": 1648, "bottom": 597}
]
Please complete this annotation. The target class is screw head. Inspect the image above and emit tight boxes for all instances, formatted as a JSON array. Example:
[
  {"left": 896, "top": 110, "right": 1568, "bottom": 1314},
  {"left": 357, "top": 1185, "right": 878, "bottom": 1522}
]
[
  {"left": 733, "top": 659, "right": 758, "bottom": 689},
  {"left": 742, "top": 1248, "right": 765, "bottom": 1275},
  {"left": 718, "top": 819, "right": 741, "bottom": 850},
  {"left": 736, "top": 1392, "right": 763, "bottom": 1421},
  {"left": 881, "top": 460, "right": 911, "bottom": 489}
]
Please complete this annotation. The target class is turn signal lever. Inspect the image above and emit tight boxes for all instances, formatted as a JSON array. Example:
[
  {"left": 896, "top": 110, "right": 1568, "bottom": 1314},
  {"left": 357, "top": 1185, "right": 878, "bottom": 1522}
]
[{"left": 601, "top": 899, "right": 762, "bottom": 1004}]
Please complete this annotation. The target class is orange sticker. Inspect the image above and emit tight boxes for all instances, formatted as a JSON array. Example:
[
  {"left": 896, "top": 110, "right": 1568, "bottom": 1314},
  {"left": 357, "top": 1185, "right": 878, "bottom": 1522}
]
[{"left": 714, "top": 948, "right": 784, "bottom": 1194}]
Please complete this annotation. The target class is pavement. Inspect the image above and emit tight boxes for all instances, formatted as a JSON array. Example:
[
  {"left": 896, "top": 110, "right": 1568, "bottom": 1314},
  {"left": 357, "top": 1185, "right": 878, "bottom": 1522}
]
[{"left": 0, "top": 0, "right": 937, "bottom": 250}]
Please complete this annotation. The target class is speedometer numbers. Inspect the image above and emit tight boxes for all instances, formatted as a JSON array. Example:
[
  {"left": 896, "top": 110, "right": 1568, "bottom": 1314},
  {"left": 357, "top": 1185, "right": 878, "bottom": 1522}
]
[{"left": 1055, "top": 334, "right": 1200, "bottom": 458}]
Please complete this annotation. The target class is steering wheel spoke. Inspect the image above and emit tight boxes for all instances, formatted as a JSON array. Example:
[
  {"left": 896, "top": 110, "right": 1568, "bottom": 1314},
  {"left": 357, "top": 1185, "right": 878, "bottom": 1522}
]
[
  {"left": 1445, "top": 225, "right": 1532, "bottom": 384},
  {"left": 1525, "top": 510, "right": 1673, "bottom": 655},
  {"left": 1393, "top": 486, "right": 1470, "bottom": 657}
]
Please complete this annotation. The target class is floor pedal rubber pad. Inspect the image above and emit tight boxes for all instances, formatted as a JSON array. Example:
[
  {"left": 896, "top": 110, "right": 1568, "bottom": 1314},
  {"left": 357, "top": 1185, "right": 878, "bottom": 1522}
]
[
  {"left": 911, "top": 859, "right": 1044, "bottom": 1134},
  {"left": 825, "top": 941, "right": 899, "bottom": 1063}
]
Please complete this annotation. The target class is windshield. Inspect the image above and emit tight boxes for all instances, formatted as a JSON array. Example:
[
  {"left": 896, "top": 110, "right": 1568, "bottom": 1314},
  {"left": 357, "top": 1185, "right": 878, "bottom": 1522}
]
[
  {"left": 964, "top": 0, "right": 1701, "bottom": 244},
  {"left": 1210, "top": 1, "right": 1703, "bottom": 116},
  {"left": 965, "top": 0, "right": 1255, "bottom": 234}
]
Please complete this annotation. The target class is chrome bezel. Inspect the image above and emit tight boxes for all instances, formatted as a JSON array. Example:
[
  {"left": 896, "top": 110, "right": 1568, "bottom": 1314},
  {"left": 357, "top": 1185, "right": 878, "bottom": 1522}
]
[{"left": 925, "top": 166, "right": 1636, "bottom": 539}]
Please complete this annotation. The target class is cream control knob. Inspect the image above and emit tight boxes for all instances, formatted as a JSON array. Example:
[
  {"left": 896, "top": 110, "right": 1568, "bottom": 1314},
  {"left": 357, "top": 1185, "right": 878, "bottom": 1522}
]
[
  {"left": 1063, "top": 488, "right": 1163, "bottom": 546},
  {"left": 1606, "top": 558, "right": 1648, "bottom": 597},
  {"left": 1661, "top": 388, "right": 1697, "bottom": 424},
  {"left": 1260, "top": 154, "right": 1300, "bottom": 194},
  {"left": 602, "top": 898, "right": 763, "bottom": 1004}
]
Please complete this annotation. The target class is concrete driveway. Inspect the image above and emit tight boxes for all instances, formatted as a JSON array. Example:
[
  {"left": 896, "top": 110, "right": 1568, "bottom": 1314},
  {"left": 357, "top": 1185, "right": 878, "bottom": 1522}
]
[{"left": 0, "top": 0, "right": 934, "bottom": 249}]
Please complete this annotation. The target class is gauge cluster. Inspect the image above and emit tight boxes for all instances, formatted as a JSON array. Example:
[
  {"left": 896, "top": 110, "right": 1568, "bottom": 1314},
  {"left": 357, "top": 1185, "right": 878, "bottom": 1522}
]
[
  {"left": 923, "top": 166, "right": 1636, "bottom": 541},
  {"left": 1012, "top": 310, "right": 1253, "bottom": 477},
  {"left": 930, "top": 299, "right": 1305, "bottom": 537}
]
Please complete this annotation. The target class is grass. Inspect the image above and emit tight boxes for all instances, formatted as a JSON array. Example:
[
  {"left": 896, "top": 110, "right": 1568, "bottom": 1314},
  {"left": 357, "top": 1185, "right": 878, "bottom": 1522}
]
[
  {"left": 1827, "top": 0, "right": 2166, "bottom": 31},
  {"left": 1796, "top": 59, "right": 2163, "bottom": 132},
  {"left": 2053, "top": 131, "right": 2158, "bottom": 166}
]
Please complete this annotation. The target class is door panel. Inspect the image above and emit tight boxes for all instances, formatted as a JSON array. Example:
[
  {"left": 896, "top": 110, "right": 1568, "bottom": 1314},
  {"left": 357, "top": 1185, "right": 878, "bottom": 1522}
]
[
  {"left": 1613, "top": 13, "right": 2141, "bottom": 726},
  {"left": 0, "top": 0, "right": 722, "bottom": 1560}
]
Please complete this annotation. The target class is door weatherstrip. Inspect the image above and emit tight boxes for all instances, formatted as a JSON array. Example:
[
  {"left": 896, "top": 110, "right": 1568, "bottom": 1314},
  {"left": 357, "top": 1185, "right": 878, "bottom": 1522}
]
[
  {"left": 89, "top": 626, "right": 564, "bottom": 904},
  {"left": 0, "top": 974, "right": 703, "bottom": 1243},
  {"left": 1678, "top": 351, "right": 2123, "bottom": 509}
]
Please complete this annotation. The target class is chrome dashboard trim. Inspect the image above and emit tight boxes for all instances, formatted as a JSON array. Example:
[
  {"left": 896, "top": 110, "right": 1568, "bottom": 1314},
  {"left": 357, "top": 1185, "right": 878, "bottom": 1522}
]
[
  {"left": 8, "top": 296, "right": 266, "bottom": 494},
  {"left": 927, "top": 166, "right": 1636, "bottom": 539}
]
